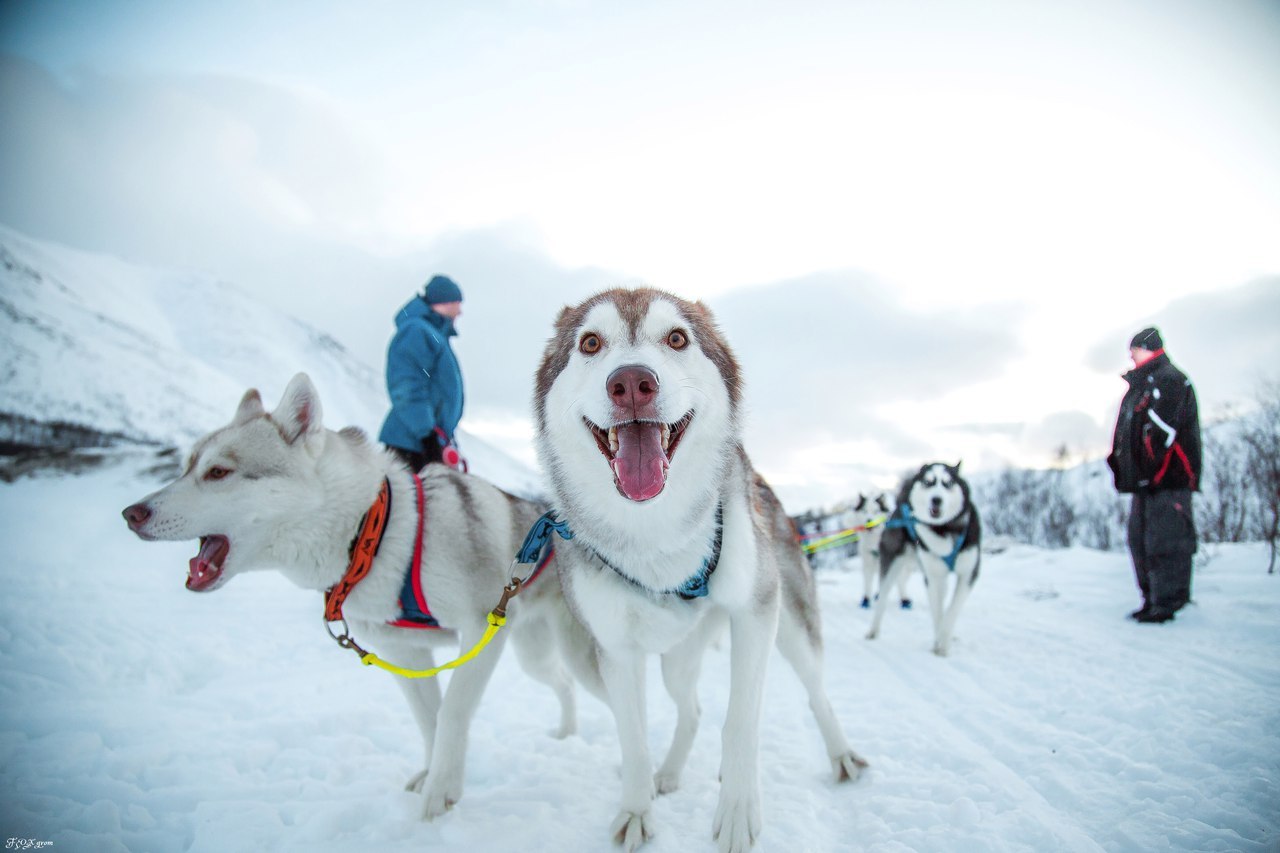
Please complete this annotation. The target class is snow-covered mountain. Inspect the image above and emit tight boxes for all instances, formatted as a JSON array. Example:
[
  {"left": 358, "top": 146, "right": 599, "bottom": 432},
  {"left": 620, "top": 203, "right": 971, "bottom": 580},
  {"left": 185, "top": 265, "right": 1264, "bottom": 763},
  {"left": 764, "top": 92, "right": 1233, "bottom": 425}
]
[{"left": 0, "top": 223, "right": 542, "bottom": 496}]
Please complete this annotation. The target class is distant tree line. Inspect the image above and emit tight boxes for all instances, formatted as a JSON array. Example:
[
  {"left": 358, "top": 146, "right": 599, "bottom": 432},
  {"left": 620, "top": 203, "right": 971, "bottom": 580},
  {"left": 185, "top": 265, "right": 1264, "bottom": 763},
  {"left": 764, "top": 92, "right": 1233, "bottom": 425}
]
[
  {"left": 0, "top": 412, "right": 136, "bottom": 455},
  {"left": 974, "top": 465, "right": 1123, "bottom": 551}
]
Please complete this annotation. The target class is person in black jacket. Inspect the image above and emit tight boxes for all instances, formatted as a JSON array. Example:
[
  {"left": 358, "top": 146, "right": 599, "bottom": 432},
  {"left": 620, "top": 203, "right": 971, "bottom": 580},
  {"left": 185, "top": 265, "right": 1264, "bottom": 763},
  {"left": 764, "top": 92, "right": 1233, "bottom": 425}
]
[{"left": 1107, "top": 327, "right": 1201, "bottom": 623}]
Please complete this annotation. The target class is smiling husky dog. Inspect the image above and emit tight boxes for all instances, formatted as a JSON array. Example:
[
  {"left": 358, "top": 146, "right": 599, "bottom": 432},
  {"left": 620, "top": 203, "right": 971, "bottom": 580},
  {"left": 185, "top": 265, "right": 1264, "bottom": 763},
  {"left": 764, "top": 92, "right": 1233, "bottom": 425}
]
[
  {"left": 866, "top": 462, "right": 981, "bottom": 656},
  {"left": 122, "top": 373, "right": 589, "bottom": 820},
  {"left": 534, "top": 288, "right": 865, "bottom": 852}
]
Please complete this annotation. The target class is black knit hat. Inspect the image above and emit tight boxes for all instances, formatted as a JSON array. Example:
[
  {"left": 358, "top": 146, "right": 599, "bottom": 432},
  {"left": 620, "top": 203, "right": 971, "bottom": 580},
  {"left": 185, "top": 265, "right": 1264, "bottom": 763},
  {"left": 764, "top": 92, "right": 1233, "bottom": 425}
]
[{"left": 1130, "top": 327, "right": 1163, "bottom": 351}]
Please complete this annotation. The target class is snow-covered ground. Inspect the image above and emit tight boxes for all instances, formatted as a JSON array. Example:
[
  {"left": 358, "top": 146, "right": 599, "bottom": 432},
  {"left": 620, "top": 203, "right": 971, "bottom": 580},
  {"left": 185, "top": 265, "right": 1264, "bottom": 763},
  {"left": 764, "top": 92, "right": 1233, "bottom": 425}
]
[{"left": 2, "top": 453, "right": 1277, "bottom": 852}]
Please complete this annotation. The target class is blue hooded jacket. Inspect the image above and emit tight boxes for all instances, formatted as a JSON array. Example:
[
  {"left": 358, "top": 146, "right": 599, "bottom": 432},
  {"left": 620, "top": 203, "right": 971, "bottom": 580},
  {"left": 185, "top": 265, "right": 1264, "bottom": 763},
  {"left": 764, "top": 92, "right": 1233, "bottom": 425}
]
[{"left": 378, "top": 296, "right": 464, "bottom": 452}]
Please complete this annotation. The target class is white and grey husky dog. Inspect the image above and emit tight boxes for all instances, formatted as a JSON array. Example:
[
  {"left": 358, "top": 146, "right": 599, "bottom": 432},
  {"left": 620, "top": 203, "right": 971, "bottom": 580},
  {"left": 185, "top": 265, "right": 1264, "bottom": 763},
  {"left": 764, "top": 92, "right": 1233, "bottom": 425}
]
[
  {"left": 533, "top": 288, "right": 865, "bottom": 852},
  {"left": 853, "top": 491, "right": 913, "bottom": 610},
  {"left": 865, "top": 462, "right": 981, "bottom": 656},
  {"left": 122, "top": 373, "right": 589, "bottom": 820}
]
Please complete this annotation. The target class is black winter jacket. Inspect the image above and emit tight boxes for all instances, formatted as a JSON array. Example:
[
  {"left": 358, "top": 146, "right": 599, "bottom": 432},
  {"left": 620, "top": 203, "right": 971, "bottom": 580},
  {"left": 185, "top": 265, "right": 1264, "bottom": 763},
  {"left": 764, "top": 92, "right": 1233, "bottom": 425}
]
[{"left": 1107, "top": 351, "right": 1201, "bottom": 493}]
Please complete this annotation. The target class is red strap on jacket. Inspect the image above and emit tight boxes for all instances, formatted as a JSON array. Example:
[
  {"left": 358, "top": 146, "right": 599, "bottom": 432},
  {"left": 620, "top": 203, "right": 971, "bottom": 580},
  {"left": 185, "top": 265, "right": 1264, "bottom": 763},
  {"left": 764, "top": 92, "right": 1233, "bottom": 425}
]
[{"left": 1152, "top": 442, "right": 1197, "bottom": 490}]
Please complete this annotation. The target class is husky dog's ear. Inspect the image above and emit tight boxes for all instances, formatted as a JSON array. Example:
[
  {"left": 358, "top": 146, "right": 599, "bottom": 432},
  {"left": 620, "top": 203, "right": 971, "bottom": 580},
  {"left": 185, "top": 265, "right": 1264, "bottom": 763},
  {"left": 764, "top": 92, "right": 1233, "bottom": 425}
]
[
  {"left": 552, "top": 304, "right": 578, "bottom": 334},
  {"left": 273, "top": 373, "right": 324, "bottom": 445},
  {"left": 233, "top": 389, "right": 265, "bottom": 425},
  {"left": 952, "top": 460, "right": 963, "bottom": 473}
]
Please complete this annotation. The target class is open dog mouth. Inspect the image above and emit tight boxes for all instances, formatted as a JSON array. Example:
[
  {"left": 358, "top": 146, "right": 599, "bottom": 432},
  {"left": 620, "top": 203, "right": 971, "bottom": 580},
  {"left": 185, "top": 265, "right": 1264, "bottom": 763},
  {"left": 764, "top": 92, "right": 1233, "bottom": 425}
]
[
  {"left": 188, "top": 535, "right": 230, "bottom": 592},
  {"left": 585, "top": 412, "right": 693, "bottom": 502}
]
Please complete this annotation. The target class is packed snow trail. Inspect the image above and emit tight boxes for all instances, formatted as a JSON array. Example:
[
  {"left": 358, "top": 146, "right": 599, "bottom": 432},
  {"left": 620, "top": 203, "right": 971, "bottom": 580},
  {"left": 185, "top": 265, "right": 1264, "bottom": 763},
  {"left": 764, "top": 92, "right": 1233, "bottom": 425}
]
[{"left": 1, "top": 453, "right": 1277, "bottom": 852}]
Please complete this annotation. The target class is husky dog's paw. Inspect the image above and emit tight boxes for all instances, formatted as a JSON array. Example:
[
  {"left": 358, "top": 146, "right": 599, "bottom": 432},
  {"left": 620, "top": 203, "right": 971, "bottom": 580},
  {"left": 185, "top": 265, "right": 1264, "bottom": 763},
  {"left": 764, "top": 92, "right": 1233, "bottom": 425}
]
[
  {"left": 421, "top": 778, "right": 462, "bottom": 820},
  {"left": 610, "top": 809, "right": 654, "bottom": 852},
  {"left": 932, "top": 642, "right": 950, "bottom": 657},
  {"left": 552, "top": 687, "right": 577, "bottom": 739},
  {"left": 859, "top": 596, "right": 870, "bottom": 608},
  {"left": 404, "top": 769, "right": 429, "bottom": 793},
  {"left": 865, "top": 628, "right": 878, "bottom": 640},
  {"left": 832, "top": 750, "right": 869, "bottom": 783},
  {"left": 712, "top": 786, "right": 762, "bottom": 853},
  {"left": 653, "top": 768, "right": 681, "bottom": 795},
  {"left": 551, "top": 702, "right": 577, "bottom": 739}
]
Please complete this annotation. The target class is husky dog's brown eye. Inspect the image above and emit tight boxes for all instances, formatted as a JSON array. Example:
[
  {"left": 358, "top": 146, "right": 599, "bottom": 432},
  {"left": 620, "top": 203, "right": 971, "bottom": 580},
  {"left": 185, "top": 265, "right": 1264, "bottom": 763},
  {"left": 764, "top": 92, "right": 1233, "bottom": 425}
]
[
  {"left": 667, "top": 329, "right": 689, "bottom": 350},
  {"left": 579, "top": 333, "right": 602, "bottom": 355},
  {"left": 205, "top": 466, "right": 232, "bottom": 481}
]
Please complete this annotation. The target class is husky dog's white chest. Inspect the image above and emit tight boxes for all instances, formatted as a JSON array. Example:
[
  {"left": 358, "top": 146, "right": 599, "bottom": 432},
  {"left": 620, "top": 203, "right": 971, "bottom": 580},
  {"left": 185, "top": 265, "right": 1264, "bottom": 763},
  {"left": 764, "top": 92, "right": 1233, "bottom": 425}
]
[
  {"left": 914, "top": 526, "right": 978, "bottom": 581},
  {"left": 564, "top": 552, "right": 708, "bottom": 653},
  {"left": 915, "top": 526, "right": 955, "bottom": 561}
]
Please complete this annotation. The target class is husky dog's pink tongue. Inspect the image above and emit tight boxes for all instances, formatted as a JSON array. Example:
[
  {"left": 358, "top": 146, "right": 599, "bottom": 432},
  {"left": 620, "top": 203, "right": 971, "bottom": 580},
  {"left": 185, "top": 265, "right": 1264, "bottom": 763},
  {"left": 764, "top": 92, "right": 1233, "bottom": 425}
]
[
  {"left": 188, "top": 535, "right": 230, "bottom": 591},
  {"left": 610, "top": 422, "right": 669, "bottom": 502}
]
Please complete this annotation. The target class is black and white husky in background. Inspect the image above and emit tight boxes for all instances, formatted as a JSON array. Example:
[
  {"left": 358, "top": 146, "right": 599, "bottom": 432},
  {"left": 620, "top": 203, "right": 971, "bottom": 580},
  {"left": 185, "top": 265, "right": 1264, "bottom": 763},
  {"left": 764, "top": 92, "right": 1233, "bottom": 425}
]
[
  {"left": 865, "top": 462, "right": 981, "bottom": 656},
  {"left": 122, "top": 374, "right": 590, "bottom": 820},
  {"left": 534, "top": 288, "right": 865, "bottom": 852},
  {"left": 854, "top": 491, "right": 913, "bottom": 609}
]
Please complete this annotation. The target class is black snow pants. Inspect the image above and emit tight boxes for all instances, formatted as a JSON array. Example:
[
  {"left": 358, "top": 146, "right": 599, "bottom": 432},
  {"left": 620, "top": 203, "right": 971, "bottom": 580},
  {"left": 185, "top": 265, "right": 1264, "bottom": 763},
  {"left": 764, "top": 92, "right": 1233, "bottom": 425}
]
[
  {"left": 387, "top": 442, "right": 443, "bottom": 474},
  {"left": 1127, "top": 489, "right": 1196, "bottom": 612}
]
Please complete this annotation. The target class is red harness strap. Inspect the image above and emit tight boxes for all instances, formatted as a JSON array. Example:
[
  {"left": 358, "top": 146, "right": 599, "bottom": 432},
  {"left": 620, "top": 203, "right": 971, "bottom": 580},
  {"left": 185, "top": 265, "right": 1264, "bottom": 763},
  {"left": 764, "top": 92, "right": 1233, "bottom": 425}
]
[
  {"left": 325, "top": 477, "right": 392, "bottom": 624},
  {"left": 1153, "top": 442, "right": 1197, "bottom": 490},
  {"left": 387, "top": 473, "right": 439, "bottom": 629}
]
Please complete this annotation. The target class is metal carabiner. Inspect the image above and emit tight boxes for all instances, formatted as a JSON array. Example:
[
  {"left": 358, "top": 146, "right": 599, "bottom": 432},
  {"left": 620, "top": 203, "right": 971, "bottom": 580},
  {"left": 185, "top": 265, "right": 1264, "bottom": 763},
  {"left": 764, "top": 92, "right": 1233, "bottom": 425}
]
[{"left": 325, "top": 616, "right": 350, "bottom": 644}]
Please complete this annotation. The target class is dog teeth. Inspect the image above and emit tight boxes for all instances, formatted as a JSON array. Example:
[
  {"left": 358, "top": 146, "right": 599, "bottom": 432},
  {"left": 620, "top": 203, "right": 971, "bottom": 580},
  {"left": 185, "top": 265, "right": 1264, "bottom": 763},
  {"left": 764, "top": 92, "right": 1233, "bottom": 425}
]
[
  {"left": 608, "top": 426, "right": 619, "bottom": 453},
  {"left": 661, "top": 423, "right": 671, "bottom": 452}
]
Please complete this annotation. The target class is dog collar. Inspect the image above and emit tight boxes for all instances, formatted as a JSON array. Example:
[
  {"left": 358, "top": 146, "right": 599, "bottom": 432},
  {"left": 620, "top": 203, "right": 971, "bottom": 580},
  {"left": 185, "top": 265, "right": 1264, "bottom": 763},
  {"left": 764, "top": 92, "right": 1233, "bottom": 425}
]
[
  {"left": 536, "top": 504, "right": 723, "bottom": 600},
  {"left": 325, "top": 477, "right": 393, "bottom": 624}
]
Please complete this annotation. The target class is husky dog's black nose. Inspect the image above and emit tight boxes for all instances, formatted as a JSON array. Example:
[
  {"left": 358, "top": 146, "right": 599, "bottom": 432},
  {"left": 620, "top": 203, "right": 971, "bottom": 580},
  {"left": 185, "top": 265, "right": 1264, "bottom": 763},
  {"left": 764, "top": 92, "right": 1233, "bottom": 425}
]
[
  {"left": 930, "top": 496, "right": 943, "bottom": 511},
  {"left": 123, "top": 503, "right": 152, "bottom": 531},
  {"left": 608, "top": 365, "right": 659, "bottom": 415}
]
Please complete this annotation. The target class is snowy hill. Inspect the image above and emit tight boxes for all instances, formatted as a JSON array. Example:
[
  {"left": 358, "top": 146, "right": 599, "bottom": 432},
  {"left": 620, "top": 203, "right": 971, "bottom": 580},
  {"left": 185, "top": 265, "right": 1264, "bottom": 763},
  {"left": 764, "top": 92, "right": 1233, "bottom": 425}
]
[
  {"left": 1, "top": 455, "right": 1277, "bottom": 851},
  {"left": 0, "top": 224, "right": 541, "bottom": 496}
]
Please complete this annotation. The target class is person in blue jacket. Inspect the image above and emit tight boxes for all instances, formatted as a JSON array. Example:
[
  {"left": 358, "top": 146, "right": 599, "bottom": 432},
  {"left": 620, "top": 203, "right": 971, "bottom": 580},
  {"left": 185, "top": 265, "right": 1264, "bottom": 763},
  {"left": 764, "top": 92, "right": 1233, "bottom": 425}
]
[{"left": 379, "top": 275, "right": 465, "bottom": 471}]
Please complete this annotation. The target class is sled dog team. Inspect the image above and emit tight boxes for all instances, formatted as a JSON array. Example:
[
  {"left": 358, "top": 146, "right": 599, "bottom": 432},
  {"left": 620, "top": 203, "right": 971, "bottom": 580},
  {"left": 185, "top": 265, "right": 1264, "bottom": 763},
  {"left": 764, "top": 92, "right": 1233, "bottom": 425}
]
[{"left": 123, "top": 287, "right": 980, "bottom": 852}]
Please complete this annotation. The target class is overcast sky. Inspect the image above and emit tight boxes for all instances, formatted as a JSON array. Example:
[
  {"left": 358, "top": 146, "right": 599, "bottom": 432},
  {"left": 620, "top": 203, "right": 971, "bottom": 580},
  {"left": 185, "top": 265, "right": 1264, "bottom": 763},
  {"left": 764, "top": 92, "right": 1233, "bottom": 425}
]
[{"left": 3, "top": 0, "right": 1279, "bottom": 510}]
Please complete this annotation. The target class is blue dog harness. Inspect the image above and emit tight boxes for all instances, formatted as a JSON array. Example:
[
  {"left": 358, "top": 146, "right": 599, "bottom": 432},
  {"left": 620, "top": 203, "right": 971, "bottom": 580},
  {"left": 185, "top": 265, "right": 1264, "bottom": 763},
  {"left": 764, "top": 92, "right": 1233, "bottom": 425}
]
[
  {"left": 516, "top": 505, "right": 723, "bottom": 600},
  {"left": 882, "top": 503, "right": 967, "bottom": 571}
]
